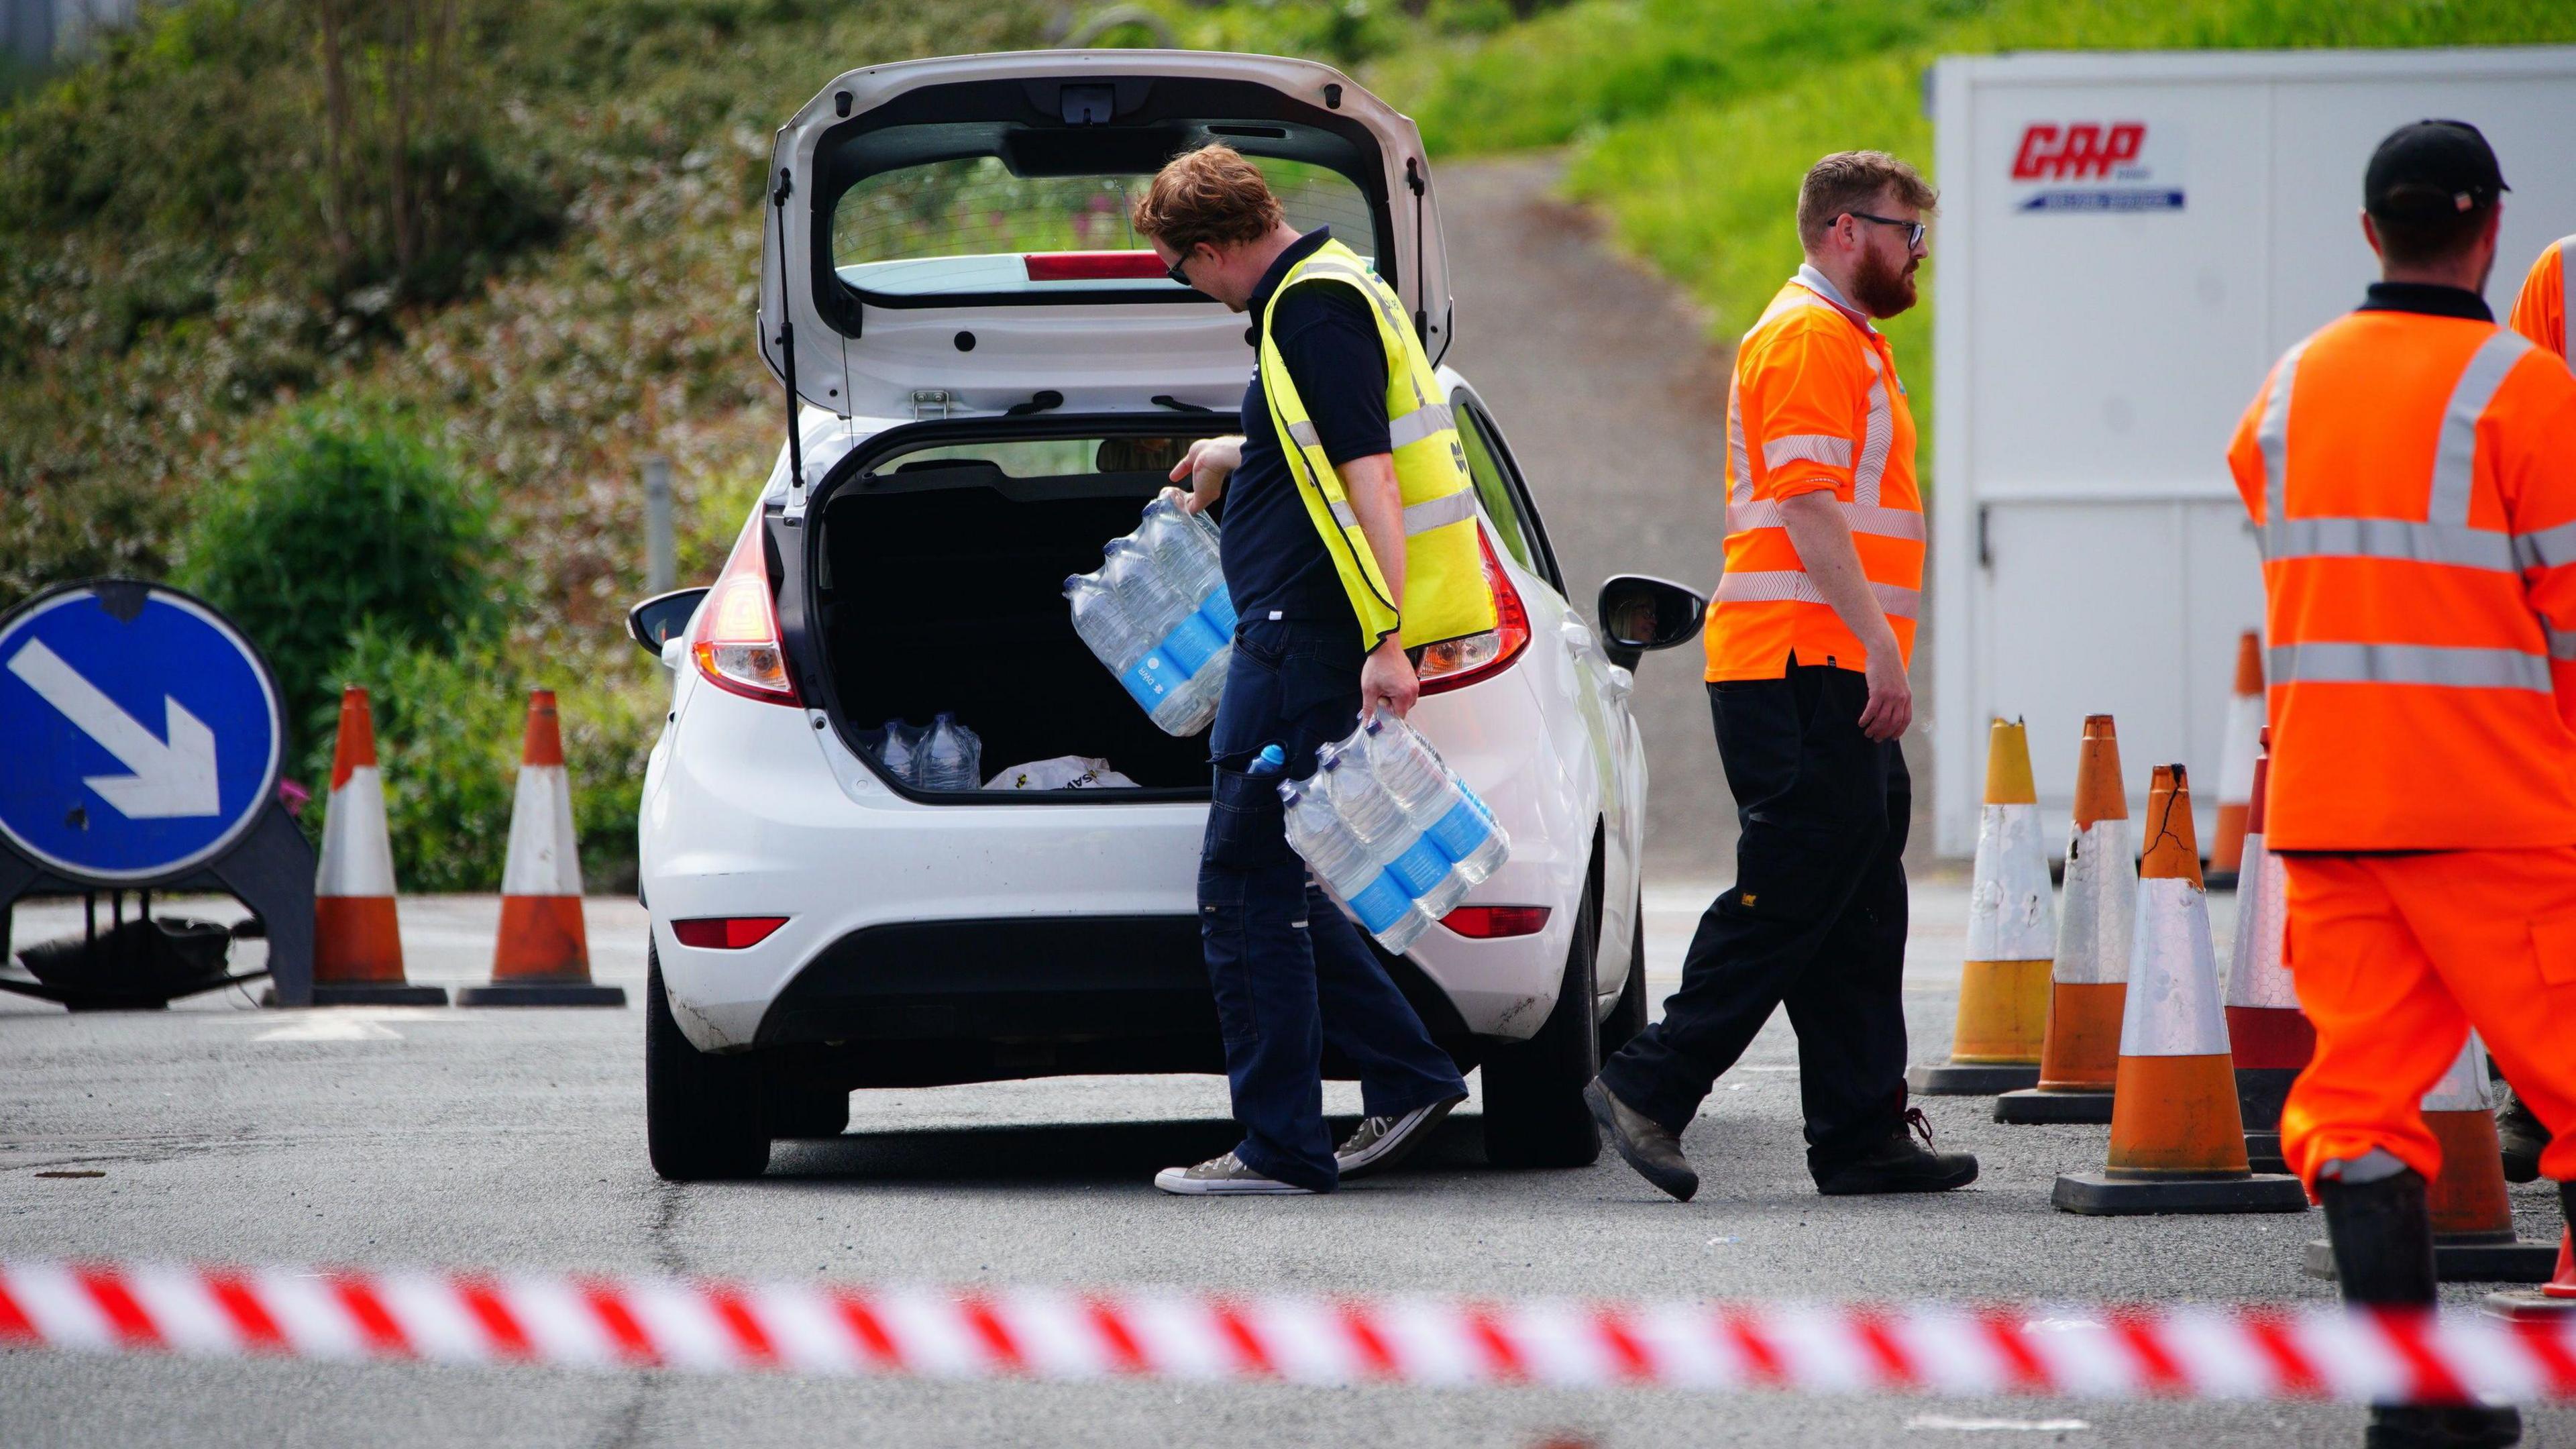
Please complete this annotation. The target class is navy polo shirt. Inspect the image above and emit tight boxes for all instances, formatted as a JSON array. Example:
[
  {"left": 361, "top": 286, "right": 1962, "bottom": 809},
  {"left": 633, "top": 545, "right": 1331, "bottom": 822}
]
[{"left": 1221, "top": 227, "right": 1391, "bottom": 631}]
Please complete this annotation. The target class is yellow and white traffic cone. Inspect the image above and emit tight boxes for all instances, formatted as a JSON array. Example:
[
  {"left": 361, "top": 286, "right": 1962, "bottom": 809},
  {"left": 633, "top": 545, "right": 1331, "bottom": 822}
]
[
  {"left": 2223, "top": 729, "right": 2308, "bottom": 1174},
  {"left": 1999, "top": 714, "right": 2131, "bottom": 1124},
  {"left": 311, "top": 688, "right": 445, "bottom": 1006},
  {"left": 2207, "top": 631, "right": 2263, "bottom": 883},
  {"left": 2054, "top": 764, "right": 2306, "bottom": 1214},
  {"left": 456, "top": 691, "right": 623, "bottom": 1007},
  {"left": 2305, "top": 1034, "right": 2559, "bottom": 1282},
  {"left": 1912, "top": 718, "right": 2053, "bottom": 1095}
]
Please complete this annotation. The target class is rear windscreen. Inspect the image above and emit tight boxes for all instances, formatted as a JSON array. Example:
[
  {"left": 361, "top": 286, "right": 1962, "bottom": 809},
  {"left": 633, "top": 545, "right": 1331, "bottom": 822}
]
[
  {"left": 833, "top": 155, "right": 1374, "bottom": 299},
  {"left": 869, "top": 435, "right": 1199, "bottom": 480}
]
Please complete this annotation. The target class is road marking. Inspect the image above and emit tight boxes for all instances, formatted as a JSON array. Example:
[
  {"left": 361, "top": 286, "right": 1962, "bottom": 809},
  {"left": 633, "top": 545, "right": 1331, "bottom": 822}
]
[
  {"left": 1907, "top": 1416, "right": 2092, "bottom": 1432},
  {"left": 254, "top": 1018, "right": 402, "bottom": 1042}
]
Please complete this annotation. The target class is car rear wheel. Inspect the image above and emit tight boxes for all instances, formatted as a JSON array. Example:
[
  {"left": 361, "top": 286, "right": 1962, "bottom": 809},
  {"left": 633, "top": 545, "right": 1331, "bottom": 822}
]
[
  {"left": 1481, "top": 882, "right": 1603, "bottom": 1169},
  {"left": 645, "top": 945, "right": 770, "bottom": 1180},
  {"left": 1598, "top": 894, "right": 1649, "bottom": 1061}
]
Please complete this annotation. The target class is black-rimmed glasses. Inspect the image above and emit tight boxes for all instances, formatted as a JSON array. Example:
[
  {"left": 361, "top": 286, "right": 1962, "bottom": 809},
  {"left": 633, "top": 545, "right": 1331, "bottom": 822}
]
[
  {"left": 1165, "top": 249, "right": 1196, "bottom": 288},
  {"left": 1849, "top": 212, "right": 1927, "bottom": 250}
]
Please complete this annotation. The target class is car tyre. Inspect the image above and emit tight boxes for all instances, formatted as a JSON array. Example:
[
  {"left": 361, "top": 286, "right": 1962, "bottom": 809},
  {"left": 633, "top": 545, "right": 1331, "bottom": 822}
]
[
  {"left": 1597, "top": 894, "right": 1649, "bottom": 1061},
  {"left": 1481, "top": 882, "right": 1603, "bottom": 1169},
  {"left": 645, "top": 945, "right": 770, "bottom": 1180}
]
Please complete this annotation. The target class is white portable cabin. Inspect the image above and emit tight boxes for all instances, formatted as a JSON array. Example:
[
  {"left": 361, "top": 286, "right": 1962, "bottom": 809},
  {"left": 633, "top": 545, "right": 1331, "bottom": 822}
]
[{"left": 1928, "top": 46, "right": 2576, "bottom": 857}]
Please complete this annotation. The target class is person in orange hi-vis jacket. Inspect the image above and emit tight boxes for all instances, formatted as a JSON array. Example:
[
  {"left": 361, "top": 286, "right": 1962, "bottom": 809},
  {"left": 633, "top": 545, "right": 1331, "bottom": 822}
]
[
  {"left": 1585, "top": 151, "right": 1976, "bottom": 1204},
  {"left": 2508, "top": 229, "right": 2571, "bottom": 362},
  {"left": 2227, "top": 119, "right": 2576, "bottom": 1449}
]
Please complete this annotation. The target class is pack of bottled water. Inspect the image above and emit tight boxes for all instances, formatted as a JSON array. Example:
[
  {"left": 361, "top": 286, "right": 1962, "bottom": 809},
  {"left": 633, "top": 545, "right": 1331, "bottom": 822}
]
[
  {"left": 866, "top": 713, "right": 983, "bottom": 792},
  {"left": 1273, "top": 715, "right": 1510, "bottom": 952},
  {"left": 1066, "top": 496, "right": 1238, "bottom": 735}
]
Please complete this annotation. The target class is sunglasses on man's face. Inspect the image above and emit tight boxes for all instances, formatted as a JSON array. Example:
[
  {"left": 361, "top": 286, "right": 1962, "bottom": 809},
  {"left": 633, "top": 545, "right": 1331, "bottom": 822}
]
[
  {"left": 1849, "top": 212, "right": 1927, "bottom": 250},
  {"left": 1165, "top": 249, "right": 1196, "bottom": 287}
]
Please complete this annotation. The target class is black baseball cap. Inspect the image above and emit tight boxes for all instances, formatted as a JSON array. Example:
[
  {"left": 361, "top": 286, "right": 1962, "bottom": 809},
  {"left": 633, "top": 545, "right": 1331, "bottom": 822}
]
[{"left": 2365, "top": 119, "right": 2508, "bottom": 219}]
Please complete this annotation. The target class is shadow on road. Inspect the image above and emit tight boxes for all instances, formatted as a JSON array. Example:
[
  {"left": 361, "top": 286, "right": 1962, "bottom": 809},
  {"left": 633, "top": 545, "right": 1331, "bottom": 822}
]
[{"left": 759, "top": 1116, "right": 1495, "bottom": 1186}]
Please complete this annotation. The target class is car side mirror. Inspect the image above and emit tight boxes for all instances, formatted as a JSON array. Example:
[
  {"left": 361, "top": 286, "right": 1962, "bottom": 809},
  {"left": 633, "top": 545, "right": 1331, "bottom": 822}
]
[
  {"left": 627, "top": 588, "right": 708, "bottom": 657},
  {"left": 1596, "top": 574, "right": 1707, "bottom": 672}
]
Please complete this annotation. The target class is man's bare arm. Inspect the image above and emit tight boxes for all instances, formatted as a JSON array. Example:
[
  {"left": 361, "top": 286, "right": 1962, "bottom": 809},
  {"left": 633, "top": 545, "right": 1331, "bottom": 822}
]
[{"left": 1338, "top": 451, "right": 1418, "bottom": 719}]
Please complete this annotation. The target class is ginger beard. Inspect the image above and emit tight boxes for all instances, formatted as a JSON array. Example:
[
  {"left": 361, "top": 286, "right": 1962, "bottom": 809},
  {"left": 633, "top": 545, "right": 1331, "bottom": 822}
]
[{"left": 1849, "top": 237, "right": 1920, "bottom": 319}]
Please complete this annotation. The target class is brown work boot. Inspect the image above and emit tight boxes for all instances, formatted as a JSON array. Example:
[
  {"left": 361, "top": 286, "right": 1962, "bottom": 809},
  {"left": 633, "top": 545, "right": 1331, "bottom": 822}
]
[{"left": 1585, "top": 1078, "right": 1697, "bottom": 1201}]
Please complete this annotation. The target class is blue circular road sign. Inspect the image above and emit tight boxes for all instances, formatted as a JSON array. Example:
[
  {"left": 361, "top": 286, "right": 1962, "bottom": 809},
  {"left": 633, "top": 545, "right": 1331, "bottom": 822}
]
[{"left": 0, "top": 581, "right": 284, "bottom": 885}]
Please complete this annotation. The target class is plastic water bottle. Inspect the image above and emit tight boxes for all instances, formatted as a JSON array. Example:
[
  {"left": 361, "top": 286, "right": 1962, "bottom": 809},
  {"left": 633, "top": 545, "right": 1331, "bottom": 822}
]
[
  {"left": 1066, "top": 574, "right": 1203, "bottom": 734},
  {"left": 1281, "top": 779, "right": 1428, "bottom": 952},
  {"left": 1138, "top": 496, "right": 1236, "bottom": 635},
  {"left": 876, "top": 718, "right": 922, "bottom": 786},
  {"left": 920, "top": 713, "right": 981, "bottom": 792},
  {"left": 1248, "top": 743, "right": 1287, "bottom": 777},
  {"left": 1318, "top": 742, "right": 1464, "bottom": 920},
  {"left": 1101, "top": 539, "right": 1227, "bottom": 678},
  {"left": 1358, "top": 716, "right": 1509, "bottom": 885}
]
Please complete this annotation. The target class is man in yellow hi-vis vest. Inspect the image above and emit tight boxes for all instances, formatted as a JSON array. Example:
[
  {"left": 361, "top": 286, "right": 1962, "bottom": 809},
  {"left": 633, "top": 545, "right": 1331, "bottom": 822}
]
[{"left": 1132, "top": 146, "right": 1481, "bottom": 1196}]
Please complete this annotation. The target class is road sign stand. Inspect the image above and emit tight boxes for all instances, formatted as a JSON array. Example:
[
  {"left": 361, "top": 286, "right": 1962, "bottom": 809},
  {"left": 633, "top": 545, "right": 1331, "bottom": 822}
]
[{"left": 0, "top": 802, "right": 313, "bottom": 1007}]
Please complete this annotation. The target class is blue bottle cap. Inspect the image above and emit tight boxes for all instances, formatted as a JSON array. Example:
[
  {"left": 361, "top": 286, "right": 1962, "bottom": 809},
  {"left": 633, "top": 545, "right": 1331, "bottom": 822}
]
[{"left": 1256, "top": 743, "right": 1286, "bottom": 770}]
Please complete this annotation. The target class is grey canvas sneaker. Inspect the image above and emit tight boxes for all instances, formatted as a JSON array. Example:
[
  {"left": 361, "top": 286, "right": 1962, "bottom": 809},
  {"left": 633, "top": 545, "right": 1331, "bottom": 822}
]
[
  {"left": 1334, "top": 1093, "right": 1467, "bottom": 1180},
  {"left": 1152, "top": 1150, "right": 1318, "bottom": 1196}
]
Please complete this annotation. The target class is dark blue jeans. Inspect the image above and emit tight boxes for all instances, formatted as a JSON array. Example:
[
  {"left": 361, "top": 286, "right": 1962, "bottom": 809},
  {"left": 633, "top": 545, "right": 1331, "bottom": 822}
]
[{"left": 1199, "top": 616, "right": 1467, "bottom": 1191}]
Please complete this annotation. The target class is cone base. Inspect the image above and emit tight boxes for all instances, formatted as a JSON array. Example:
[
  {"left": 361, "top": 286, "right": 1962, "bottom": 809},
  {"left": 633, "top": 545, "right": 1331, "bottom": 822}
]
[
  {"left": 1908, "top": 1061, "right": 2040, "bottom": 1095},
  {"left": 2202, "top": 869, "right": 2239, "bottom": 892},
  {"left": 2051, "top": 1171, "right": 2309, "bottom": 1216},
  {"left": 273, "top": 983, "right": 449, "bottom": 1007},
  {"left": 2483, "top": 1288, "right": 2576, "bottom": 1320},
  {"left": 2244, "top": 1131, "right": 2288, "bottom": 1175},
  {"left": 455, "top": 981, "right": 627, "bottom": 1008},
  {"left": 1995, "top": 1088, "right": 2115, "bottom": 1124},
  {"left": 2303, "top": 1236, "right": 2560, "bottom": 1284}
]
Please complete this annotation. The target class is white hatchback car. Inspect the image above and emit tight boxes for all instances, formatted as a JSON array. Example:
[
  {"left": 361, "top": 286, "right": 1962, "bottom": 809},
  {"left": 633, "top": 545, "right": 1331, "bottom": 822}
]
[{"left": 625, "top": 50, "right": 1705, "bottom": 1181}]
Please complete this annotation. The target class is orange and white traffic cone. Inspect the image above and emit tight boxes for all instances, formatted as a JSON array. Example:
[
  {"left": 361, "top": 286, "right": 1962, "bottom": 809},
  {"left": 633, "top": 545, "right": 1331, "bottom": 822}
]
[
  {"left": 455, "top": 691, "right": 624, "bottom": 1007},
  {"left": 1999, "top": 714, "right": 2131, "bottom": 1124},
  {"left": 2054, "top": 765, "right": 2306, "bottom": 1214},
  {"left": 2224, "top": 729, "right": 2308, "bottom": 1174},
  {"left": 2207, "top": 631, "right": 2263, "bottom": 885},
  {"left": 1913, "top": 718, "right": 2054, "bottom": 1095},
  {"left": 311, "top": 688, "right": 445, "bottom": 1006},
  {"left": 2304, "top": 1034, "right": 2559, "bottom": 1282}
]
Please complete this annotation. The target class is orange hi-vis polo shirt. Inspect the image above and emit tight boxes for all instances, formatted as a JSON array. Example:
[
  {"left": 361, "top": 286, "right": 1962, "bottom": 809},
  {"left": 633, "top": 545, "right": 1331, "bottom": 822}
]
[
  {"left": 1705, "top": 264, "right": 1925, "bottom": 682},
  {"left": 2510, "top": 234, "right": 2572, "bottom": 361},
  {"left": 2227, "top": 294, "right": 2576, "bottom": 850}
]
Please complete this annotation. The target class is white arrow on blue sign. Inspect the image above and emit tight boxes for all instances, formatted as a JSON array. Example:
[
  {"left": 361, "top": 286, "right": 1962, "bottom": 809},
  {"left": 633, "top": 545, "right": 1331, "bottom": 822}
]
[{"left": 0, "top": 582, "right": 284, "bottom": 885}]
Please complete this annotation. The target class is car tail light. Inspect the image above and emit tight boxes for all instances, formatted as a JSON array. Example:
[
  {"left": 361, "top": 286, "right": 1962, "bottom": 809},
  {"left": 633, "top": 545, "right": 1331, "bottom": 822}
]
[
  {"left": 1417, "top": 530, "right": 1531, "bottom": 696},
  {"left": 690, "top": 515, "right": 799, "bottom": 704},
  {"left": 671, "top": 916, "right": 788, "bottom": 949},
  {"left": 1024, "top": 251, "right": 1169, "bottom": 282},
  {"left": 1442, "top": 905, "right": 1550, "bottom": 939}
]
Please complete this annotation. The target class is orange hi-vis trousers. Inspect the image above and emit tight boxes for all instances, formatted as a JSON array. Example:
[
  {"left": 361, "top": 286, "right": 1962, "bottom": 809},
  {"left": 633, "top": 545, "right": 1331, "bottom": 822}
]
[{"left": 2278, "top": 849, "right": 2576, "bottom": 1191}]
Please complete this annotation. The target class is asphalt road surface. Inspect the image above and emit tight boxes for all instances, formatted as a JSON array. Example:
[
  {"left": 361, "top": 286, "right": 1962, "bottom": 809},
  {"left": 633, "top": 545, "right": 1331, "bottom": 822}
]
[
  {"left": 2, "top": 159, "right": 2565, "bottom": 1446},
  {"left": 2, "top": 886, "right": 2565, "bottom": 1448}
]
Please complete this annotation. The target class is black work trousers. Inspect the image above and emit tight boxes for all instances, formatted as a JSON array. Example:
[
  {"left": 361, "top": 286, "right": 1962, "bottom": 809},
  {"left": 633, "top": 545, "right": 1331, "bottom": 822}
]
[{"left": 1595, "top": 661, "right": 1911, "bottom": 1173}]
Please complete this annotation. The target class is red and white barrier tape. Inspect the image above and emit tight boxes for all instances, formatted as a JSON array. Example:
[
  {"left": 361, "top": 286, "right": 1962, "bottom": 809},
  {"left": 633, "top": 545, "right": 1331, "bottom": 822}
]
[{"left": 3, "top": 1259, "right": 2571, "bottom": 1403}]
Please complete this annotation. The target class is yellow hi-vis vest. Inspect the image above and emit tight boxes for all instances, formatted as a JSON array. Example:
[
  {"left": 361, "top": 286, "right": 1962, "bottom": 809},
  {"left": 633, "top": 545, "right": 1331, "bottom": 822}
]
[{"left": 1256, "top": 238, "right": 1497, "bottom": 650}]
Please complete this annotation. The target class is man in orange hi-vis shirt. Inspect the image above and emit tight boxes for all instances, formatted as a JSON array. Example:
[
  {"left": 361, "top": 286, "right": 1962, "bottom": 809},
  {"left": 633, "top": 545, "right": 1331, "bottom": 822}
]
[
  {"left": 2509, "top": 231, "right": 2571, "bottom": 362},
  {"left": 2229, "top": 119, "right": 2576, "bottom": 1449},
  {"left": 1587, "top": 152, "right": 1975, "bottom": 1203}
]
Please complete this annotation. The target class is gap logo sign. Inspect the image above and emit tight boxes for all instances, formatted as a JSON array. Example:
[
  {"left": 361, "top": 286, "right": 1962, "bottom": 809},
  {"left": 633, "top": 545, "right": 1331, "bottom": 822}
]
[{"left": 2008, "top": 120, "right": 2185, "bottom": 213}]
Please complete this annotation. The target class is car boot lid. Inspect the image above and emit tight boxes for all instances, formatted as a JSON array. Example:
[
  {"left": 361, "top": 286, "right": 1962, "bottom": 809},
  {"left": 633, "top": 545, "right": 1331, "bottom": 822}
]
[{"left": 757, "top": 50, "right": 1451, "bottom": 423}]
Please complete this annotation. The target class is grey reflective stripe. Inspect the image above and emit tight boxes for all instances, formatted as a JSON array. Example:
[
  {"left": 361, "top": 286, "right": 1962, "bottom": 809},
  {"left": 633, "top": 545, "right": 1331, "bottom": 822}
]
[
  {"left": 2256, "top": 339, "right": 2308, "bottom": 524},
  {"left": 1726, "top": 498, "right": 1926, "bottom": 541},
  {"left": 1714, "top": 570, "right": 1920, "bottom": 620},
  {"left": 2261, "top": 516, "right": 2517, "bottom": 572},
  {"left": 2547, "top": 616, "right": 2576, "bottom": 661},
  {"left": 1285, "top": 419, "right": 1322, "bottom": 450},
  {"left": 2516, "top": 519, "right": 2576, "bottom": 571},
  {"left": 1385, "top": 402, "right": 1455, "bottom": 450},
  {"left": 2269, "top": 641, "right": 2550, "bottom": 692},
  {"left": 1856, "top": 350, "right": 1894, "bottom": 507},
  {"left": 2427, "top": 330, "right": 2535, "bottom": 525},
  {"left": 1327, "top": 490, "right": 1481, "bottom": 537},
  {"left": 1762, "top": 433, "right": 1853, "bottom": 469},
  {"left": 1726, "top": 374, "right": 1751, "bottom": 506}
]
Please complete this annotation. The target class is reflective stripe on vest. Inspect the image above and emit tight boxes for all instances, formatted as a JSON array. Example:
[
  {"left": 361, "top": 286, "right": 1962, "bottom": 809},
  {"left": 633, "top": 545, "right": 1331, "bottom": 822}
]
[
  {"left": 1288, "top": 402, "right": 1458, "bottom": 455},
  {"left": 1326, "top": 490, "right": 1481, "bottom": 535},
  {"left": 2269, "top": 641, "right": 2552, "bottom": 692},
  {"left": 2259, "top": 331, "right": 2540, "bottom": 575},
  {"left": 1715, "top": 570, "right": 1921, "bottom": 619},
  {"left": 1725, "top": 498, "right": 1925, "bottom": 540}
]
